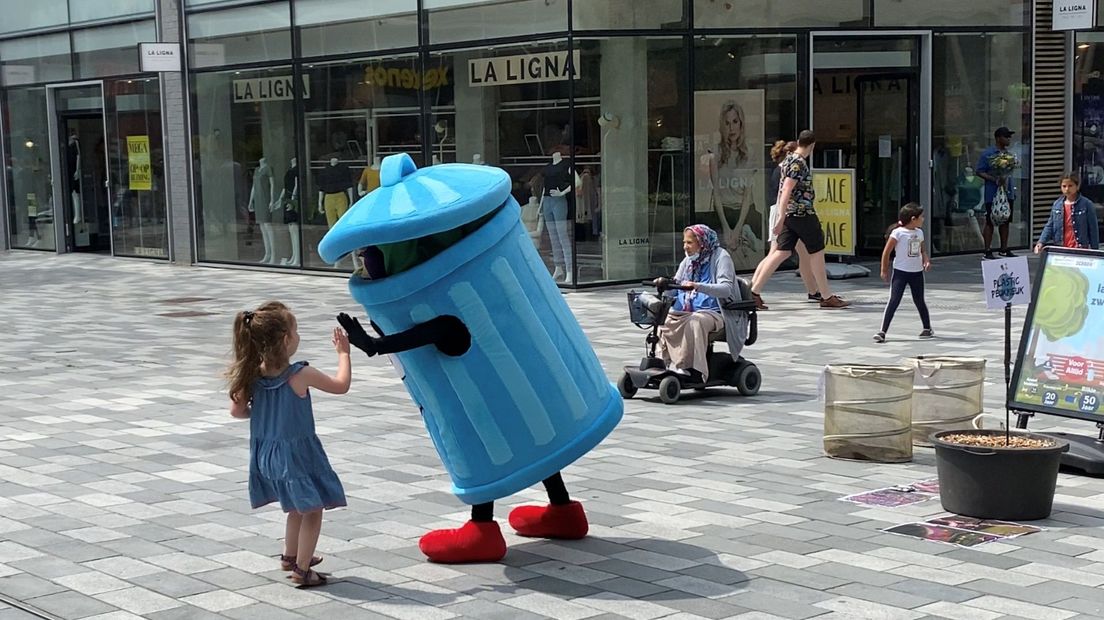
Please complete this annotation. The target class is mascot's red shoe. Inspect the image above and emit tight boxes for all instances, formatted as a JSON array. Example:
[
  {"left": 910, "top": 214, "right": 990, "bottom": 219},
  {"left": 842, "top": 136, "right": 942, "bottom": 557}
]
[
  {"left": 418, "top": 520, "right": 507, "bottom": 564},
  {"left": 508, "top": 501, "right": 589, "bottom": 539}
]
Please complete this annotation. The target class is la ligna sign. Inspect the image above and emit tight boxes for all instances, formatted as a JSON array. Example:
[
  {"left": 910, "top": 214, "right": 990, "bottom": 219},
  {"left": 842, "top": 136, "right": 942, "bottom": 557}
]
[
  {"left": 468, "top": 50, "right": 580, "bottom": 87},
  {"left": 1053, "top": 0, "right": 1097, "bottom": 30}
]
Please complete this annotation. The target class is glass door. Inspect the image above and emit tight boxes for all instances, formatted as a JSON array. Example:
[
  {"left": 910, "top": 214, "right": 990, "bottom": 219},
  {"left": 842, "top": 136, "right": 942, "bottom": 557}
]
[
  {"left": 856, "top": 73, "right": 918, "bottom": 254},
  {"left": 52, "top": 84, "right": 111, "bottom": 254}
]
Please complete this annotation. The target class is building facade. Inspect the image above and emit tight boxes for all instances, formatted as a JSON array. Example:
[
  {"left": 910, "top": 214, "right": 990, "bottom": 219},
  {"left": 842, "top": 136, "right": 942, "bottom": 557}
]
[{"left": 2, "top": 0, "right": 1036, "bottom": 286}]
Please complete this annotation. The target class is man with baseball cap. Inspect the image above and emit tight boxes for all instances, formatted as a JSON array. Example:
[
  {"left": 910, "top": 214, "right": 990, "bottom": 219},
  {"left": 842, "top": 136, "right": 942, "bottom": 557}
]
[{"left": 975, "top": 127, "right": 1017, "bottom": 259}]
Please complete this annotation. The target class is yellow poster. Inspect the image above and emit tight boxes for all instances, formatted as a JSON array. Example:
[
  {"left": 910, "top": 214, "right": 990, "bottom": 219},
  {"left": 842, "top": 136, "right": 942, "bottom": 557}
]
[
  {"left": 813, "top": 169, "right": 855, "bottom": 256},
  {"left": 127, "top": 135, "right": 151, "bottom": 191}
]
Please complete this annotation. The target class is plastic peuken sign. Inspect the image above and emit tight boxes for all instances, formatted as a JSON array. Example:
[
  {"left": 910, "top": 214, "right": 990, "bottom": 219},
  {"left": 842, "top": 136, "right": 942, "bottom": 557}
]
[
  {"left": 982, "top": 255, "right": 1031, "bottom": 310},
  {"left": 1053, "top": 0, "right": 1097, "bottom": 30},
  {"left": 1010, "top": 248, "right": 1104, "bottom": 422},
  {"left": 812, "top": 169, "right": 855, "bottom": 256}
]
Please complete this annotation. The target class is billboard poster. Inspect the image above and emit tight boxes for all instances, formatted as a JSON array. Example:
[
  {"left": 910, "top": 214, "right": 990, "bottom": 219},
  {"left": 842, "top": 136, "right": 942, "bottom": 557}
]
[
  {"left": 1010, "top": 249, "right": 1104, "bottom": 421},
  {"left": 694, "top": 89, "right": 766, "bottom": 271},
  {"left": 812, "top": 169, "right": 856, "bottom": 256}
]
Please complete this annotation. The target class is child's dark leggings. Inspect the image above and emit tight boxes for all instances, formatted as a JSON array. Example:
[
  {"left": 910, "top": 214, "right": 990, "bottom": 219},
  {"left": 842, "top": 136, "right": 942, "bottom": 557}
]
[
  {"left": 881, "top": 269, "right": 931, "bottom": 333},
  {"left": 471, "top": 472, "right": 571, "bottom": 521}
]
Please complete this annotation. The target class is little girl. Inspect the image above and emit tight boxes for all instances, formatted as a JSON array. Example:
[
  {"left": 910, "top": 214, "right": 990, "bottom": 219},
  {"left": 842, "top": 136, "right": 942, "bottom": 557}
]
[
  {"left": 875, "top": 204, "right": 932, "bottom": 343},
  {"left": 227, "top": 301, "right": 350, "bottom": 588}
]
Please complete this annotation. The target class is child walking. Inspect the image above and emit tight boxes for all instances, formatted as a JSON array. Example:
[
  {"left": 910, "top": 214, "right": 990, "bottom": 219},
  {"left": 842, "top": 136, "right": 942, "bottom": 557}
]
[
  {"left": 227, "top": 301, "right": 350, "bottom": 588},
  {"left": 874, "top": 204, "right": 932, "bottom": 343}
]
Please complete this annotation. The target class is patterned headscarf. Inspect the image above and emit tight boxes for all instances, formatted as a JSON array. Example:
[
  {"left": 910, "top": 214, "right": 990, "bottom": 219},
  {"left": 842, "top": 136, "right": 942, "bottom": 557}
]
[{"left": 684, "top": 224, "right": 720, "bottom": 282}]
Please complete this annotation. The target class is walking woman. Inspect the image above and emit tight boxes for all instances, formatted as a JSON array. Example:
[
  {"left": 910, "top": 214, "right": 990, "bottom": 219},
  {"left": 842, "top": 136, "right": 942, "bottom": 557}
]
[{"left": 750, "top": 130, "right": 849, "bottom": 309}]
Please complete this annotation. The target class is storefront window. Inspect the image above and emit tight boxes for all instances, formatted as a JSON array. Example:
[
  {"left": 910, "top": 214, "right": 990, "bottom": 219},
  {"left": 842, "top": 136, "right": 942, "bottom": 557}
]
[
  {"left": 0, "top": 1, "right": 68, "bottom": 35},
  {"left": 69, "top": 0, "right": 154, "bottom": 23},
  {"left": 73, "top": 21, "right": 156, "bottom": 79},
  {"left": 188, "top": 2, "right": 292, "bottom": 69},
  {"left": 693, "top": 0, "right": 867, "bottom": 28},
  {"left": 694, "top": 36, "right": 798, "bottom": 271},
  {"left": 574, "top": 37, "right": 689, "bottom": 284},
  {"left": 106, "top": 77, "right": 168, "bottom": 259},
  {"left": 931, "top": 33, "right": 1031, "bottom": 254},
  {"left": 431, "top": 41, "right": 585, "bottom": 281},
  {"left": 425, "top": 0, "right": 567, "bottom": 45},
  {"left": 296, "top": 0, "right": 418, "bottom": 57},
  {"left": 0, "top": 34, "right": 73, "bottom": 86},
  {"left": 3, "top": 87, "right": 54, "bottom": 250},
  {"left": 301, "top": 56, "right": 423, "bottom": 270},
  {"left": 193, "top": 65, "right": 298, "bottom": 265},
  {"left": 572, "top": 0, "right": 685, "bottom": 29},
  {"left": 1074, "top": 34, "right": 1104, "bottom": 216},
  {"left": 873, "top": 0, "right": 1028, "bottom": 26}
]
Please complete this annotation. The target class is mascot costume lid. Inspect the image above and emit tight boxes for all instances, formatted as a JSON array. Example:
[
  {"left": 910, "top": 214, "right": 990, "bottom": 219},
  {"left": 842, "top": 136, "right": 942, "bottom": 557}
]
[{"left": 320, "top": 153, "right": 623, "bottom": 563}]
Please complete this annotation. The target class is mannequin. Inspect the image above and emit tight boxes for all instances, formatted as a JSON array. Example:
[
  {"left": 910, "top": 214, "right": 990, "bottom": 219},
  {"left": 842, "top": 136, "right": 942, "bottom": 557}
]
[
  {"left": 358, "top": 156, "right": 381, "bottom": 197},
  {"left": 472, "top": 154, "right": 485, "bottom": 166},
  {"left": 317, "top": 157, "right": 355, "bottom": 227},
  {"left": 540, "top": 151, "right": 573, "bottom": 283},
  {"left": 279, "top": 157, "right": 301, "bottom": 266},
  {"left": 248, "top": 157, "right": 278, "bottom": 264},
  {"left": 67, "top": 131, "right": 83, "bottom": 225}
]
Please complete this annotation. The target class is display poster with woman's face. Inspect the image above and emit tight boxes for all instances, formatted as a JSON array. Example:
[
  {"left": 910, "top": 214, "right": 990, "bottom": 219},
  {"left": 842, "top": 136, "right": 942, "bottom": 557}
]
[{"left": 693, "top": 90, "right": 765, "bottom": 271}]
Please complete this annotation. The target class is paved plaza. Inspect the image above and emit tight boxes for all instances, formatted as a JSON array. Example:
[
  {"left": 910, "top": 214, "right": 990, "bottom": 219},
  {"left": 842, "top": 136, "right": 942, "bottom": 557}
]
[{"left": 2, "top": 250, "right": 1104, "bottom": 620}]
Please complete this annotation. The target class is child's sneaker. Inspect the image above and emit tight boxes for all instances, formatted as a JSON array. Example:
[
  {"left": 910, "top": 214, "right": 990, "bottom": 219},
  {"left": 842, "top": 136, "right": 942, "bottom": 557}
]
[
  {"left": 873, "top": 332, "right": 886, "bottom": 343},
  {"left": 919, "top": 329, "right": 935, "bottom": 339}
]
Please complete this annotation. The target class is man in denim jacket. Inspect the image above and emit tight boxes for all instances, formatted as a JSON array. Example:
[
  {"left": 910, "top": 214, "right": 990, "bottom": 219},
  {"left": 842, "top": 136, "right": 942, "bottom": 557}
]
[{"left": 1035, "top": 173, "right": 1101, "bottom": 253}]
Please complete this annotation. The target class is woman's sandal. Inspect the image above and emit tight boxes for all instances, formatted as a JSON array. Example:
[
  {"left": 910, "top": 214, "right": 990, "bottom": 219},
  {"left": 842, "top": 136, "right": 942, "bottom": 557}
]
[
  {"left": 751, "top": 292, "right": 769, "bottom": 310},
  {"left": 280, "top": 554, "right": 323, "bottom": 572},
  {"left": 290, "top": 564, "right": 328, "bottom": 588}
]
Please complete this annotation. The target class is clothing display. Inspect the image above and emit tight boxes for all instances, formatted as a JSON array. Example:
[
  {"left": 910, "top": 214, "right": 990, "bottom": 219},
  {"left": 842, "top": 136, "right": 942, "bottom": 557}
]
[
  {"left": 323, "top": 192, "right": 349, "bottom": 227},
  {"left": 542, "top": 194, "right": 572, "bottom": 280},
  {"left": 316, "top": 163, "right": 353, "bottom": 195},
  {"left": 542, "top": 159, "right": 572, "bottom": 195},
  {"left": 358, "top": 166, "right": 381, "bottom": 195},
  {"left": 251, "top": 164, "right": 275, "bottom": 224},
  {"left": 282, "top": 165, "right": 299, "bottom": 224}
]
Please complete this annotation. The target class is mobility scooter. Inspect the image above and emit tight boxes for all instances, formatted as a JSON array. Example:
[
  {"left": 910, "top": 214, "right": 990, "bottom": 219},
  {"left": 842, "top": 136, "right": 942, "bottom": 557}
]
[{"left": 619, "top": 277, "right": 760, "bottom": 404}]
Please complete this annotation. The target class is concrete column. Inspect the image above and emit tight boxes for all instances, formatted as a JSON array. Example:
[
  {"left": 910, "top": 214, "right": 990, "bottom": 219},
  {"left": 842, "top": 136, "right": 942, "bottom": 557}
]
[
  {"left": 157, "top": 0, "right": 195, "bottom": 264},
  {"left": 453, "top": 52, "right": 499, "bottom": 165},
  {"left": 599, "top": 38, "right": 650, "bottom": 281}
]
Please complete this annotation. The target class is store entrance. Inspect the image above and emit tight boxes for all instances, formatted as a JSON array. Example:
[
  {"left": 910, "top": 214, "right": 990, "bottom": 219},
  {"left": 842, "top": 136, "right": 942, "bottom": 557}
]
[
  {"left": 812, "top": 37, "right": 922, "bottom": 257},
  {"left": 50, "top": 84, "right": 112, "bottom": 254}
]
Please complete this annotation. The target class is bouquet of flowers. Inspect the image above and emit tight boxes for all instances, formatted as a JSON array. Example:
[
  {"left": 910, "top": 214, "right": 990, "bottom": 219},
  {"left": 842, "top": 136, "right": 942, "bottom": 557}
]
[{"left": 988, "top": 151, "right": 1019, "bottom": 178}]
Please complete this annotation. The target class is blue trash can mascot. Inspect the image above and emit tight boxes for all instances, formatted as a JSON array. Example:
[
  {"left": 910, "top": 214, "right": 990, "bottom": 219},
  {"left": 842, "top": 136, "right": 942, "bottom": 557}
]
[{"left": 320, "top": 153, "right": 623, "bottom": 564}]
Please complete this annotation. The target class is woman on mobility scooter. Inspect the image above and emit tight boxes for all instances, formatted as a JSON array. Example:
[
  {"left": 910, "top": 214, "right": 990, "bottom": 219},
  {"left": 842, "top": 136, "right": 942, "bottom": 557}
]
[{"left": 620, "top": 224, "right": 760, "bottom": 404}]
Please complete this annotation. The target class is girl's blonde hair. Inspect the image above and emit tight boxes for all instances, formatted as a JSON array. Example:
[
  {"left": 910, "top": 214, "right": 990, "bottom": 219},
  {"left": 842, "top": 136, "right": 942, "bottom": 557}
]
[
  {"left": 717, "top": 100, "right": 749, "bottom": 167},
  {"left": 226, "top": 301, "right": 295, "bottom": 404}
]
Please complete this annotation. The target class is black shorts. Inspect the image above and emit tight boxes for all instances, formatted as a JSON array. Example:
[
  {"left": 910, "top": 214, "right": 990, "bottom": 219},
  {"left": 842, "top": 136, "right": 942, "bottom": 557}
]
[
  {"left": 776, "top": 214, "right": 826, "bottom": 254},
  {"left": 982, "top": 201, "right": 1014, "bottom": 226}
]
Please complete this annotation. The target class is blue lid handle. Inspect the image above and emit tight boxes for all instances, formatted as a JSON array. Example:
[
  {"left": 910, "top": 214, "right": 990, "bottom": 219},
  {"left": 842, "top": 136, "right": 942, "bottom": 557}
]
[{"left": 382, "top": 153, "right": 418, "bottom": 187}]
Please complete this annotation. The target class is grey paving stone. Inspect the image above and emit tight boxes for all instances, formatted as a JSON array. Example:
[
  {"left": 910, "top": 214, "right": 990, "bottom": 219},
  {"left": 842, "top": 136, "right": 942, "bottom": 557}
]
[
  {"left": 22, "top": 591, "right": 117, "bottom": 620},
  {"left": 0, "top": 573, "right": 68, "bottom": 600}
]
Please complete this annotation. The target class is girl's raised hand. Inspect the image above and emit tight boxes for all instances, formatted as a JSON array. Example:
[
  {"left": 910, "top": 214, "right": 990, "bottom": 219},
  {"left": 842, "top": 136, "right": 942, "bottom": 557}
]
[{"left": 333, "top": 328, "right": 350, "bottom": 355}]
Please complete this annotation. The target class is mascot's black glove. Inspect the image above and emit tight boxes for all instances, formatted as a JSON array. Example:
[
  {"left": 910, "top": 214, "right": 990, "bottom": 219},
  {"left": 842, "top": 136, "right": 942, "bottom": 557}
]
[{"left": 337, "top": 313, "right": 378, "bottom": 357}]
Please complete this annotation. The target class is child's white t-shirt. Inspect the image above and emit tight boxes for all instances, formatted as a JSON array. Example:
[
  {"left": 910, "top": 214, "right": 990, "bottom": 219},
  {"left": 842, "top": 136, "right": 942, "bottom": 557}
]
[{"left": 891, "top": 226, "right": 924, "bottom": 272}]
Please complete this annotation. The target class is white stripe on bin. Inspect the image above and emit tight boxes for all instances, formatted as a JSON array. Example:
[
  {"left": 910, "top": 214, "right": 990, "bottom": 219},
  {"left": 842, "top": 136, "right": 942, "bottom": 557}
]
[
  {"left": 411, "top": 304, "right": 514, "bottom": 465},
  {"left": 490, "top": 257, "right": 587, "bottom": 421},
  {"left": 446, "top": 282, "right": 557, "bottom": 446}
]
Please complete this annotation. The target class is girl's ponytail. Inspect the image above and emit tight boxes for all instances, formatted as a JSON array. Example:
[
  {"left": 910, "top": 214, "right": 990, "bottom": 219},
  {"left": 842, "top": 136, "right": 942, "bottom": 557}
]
[
  {"left": 227, "top": 311, "right": 263, "bottom": 404},
  {"left": 225, "top": 301, "right": 293, "bottom": 404}
]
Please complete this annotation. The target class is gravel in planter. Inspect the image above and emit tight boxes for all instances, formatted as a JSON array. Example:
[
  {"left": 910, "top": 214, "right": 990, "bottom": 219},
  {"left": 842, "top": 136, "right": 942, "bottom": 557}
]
[{"left": 939, "top": 433, "right": 1056, "bottom": 449}]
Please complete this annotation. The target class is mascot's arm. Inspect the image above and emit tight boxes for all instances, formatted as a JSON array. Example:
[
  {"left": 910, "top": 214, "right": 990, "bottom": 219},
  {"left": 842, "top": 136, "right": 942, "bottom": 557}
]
[{"left": 337, "top": 313, "right": 471, "bottom": 357}]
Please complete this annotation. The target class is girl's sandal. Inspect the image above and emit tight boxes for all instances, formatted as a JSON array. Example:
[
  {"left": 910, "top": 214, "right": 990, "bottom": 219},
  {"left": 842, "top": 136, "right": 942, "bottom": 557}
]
[
  {"left": 280, "top": 554, "right": 323, "bottom": 572},
  {"left": 290, "top": 565, "right": 327, "bottom": 588}
]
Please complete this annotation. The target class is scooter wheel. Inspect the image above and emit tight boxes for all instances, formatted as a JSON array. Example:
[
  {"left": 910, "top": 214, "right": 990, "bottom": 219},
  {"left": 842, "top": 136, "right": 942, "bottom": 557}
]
[
  {"left": 659, "top": 376, "right": 681, "bottom": 404},
  {"left": 618, "top": 373, "right": 637, "bottom": 399},
  {"left": 735, "top": 364, "right": 762, "bottom": 396}
]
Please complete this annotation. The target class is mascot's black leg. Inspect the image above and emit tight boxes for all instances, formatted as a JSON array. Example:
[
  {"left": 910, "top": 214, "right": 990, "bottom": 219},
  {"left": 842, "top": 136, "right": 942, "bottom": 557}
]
[
  {"left": 471, "top": 502, "right": 495, "bottom": 522},
  {"left": 542, "top": 472, "right": 571, "bottom": 505}
]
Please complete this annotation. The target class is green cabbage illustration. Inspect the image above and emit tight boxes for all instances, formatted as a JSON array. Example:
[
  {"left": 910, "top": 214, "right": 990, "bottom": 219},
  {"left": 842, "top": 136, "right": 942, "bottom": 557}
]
[{"left": 1034, "top": 266, "right": 1089, "bottom": 342}]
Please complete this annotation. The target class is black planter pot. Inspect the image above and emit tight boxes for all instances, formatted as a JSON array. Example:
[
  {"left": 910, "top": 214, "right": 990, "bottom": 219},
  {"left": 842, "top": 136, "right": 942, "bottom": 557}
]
[{"left": 931, "top": 430, "right": 1070, "bottom": 521}]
